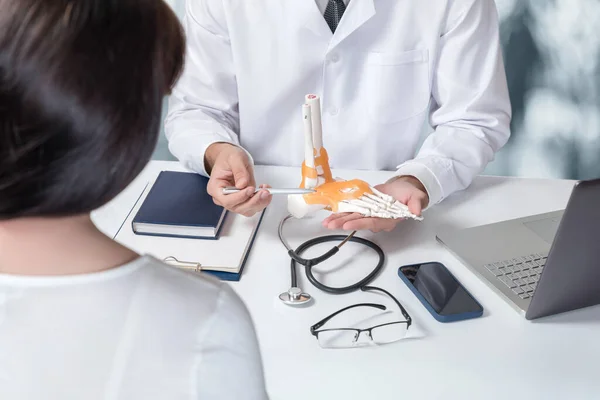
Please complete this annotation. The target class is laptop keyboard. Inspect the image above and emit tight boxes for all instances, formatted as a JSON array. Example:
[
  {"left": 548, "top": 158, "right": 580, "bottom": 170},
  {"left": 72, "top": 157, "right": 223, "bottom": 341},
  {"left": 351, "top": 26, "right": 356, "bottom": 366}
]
[{"left": 483, "top": 253, "right": 547, "bottom": 300}]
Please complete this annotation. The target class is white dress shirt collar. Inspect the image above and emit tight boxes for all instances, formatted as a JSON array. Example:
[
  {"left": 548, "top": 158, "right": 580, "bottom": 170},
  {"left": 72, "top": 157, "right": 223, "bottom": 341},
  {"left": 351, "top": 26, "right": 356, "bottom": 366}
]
[{"left": 315, "top": 0, "right": 350, "bottom": 15}]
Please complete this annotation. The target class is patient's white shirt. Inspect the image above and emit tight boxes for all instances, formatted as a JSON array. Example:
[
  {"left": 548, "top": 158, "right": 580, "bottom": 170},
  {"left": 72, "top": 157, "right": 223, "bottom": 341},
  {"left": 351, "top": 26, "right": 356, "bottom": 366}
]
[{"left": 0, "top": 255, "right": 268, "bottom": 399}]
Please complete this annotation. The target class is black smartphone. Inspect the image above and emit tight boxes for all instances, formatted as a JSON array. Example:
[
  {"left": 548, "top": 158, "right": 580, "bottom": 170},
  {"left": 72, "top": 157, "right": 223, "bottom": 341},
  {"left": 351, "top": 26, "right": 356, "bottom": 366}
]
[{"left": 398, "top": 262, "right": 483, "bottom": 322}]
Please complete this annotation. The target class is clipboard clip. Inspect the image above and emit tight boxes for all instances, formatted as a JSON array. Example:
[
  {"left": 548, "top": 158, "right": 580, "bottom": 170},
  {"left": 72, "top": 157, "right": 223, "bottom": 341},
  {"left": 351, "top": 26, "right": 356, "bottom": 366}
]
[{"left": 163, "top": 256, "right": 203, "bottom": 272}]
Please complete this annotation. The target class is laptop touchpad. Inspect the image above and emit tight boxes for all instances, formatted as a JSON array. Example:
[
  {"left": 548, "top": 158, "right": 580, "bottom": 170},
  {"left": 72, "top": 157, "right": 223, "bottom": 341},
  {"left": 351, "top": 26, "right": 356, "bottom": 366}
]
[{"left": 523, "top": 217, "right": 561, "bottom": 244}]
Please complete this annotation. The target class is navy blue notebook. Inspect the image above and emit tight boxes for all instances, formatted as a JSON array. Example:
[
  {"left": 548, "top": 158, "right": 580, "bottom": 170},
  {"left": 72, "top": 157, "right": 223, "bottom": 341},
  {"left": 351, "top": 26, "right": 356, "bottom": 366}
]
[{"left": 132, "top": 171, "right": 227, "bottom": 240}]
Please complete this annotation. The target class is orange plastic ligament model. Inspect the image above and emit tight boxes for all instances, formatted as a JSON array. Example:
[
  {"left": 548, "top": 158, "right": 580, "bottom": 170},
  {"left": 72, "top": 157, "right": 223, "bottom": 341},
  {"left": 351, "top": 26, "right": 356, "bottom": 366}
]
[
  {"left": 303, "top": 179, "right": 373, "bottom": 212},
  {"left": 300, "top": 147, "right": 334, "bottom": 188}
]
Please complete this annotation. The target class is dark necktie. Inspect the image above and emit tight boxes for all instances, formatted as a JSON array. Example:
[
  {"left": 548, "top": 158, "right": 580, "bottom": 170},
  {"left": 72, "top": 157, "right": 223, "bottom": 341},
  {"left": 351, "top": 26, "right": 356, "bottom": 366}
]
[{"left": 324, "top": 0, "right": 346, "bottom": 33}]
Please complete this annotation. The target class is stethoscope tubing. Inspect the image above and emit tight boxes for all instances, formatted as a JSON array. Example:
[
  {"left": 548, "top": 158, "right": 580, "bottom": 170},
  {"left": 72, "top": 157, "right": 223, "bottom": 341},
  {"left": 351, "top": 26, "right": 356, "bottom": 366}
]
[
  {"left": 289, "top": 235, "right": 385, "bottom": 294},
  {"left": 279, "top": 214, "right": 385, "bottom": 296}
]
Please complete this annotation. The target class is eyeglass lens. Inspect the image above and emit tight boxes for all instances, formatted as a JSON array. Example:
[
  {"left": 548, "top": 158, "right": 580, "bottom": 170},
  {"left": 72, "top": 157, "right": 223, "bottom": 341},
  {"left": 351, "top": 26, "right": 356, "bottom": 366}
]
[
  {"left": 317, "top": 322, "right": 409, "bottom": 348},
  {"left": 370, "top": 322, "right": 409, "bottom": 344}
]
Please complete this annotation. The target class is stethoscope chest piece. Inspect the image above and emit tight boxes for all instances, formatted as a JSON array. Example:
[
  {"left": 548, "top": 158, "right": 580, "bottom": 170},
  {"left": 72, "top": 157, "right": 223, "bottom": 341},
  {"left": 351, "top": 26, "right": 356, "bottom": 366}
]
[{"left": 279, "top": 287, "right": 311, "bottom": 305}]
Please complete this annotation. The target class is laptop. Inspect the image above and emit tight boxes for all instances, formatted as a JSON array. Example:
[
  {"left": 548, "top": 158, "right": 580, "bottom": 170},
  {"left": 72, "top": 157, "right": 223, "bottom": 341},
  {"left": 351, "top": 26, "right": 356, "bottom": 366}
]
[{"left": 436, "top": 178, "right": 600, "bottom": 320}]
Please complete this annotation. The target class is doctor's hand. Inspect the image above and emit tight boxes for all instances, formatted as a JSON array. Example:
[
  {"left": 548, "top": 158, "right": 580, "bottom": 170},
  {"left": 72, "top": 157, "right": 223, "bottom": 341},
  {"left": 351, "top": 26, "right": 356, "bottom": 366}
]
[
  {"left": 205, "top": 143, "right": 272, "bottom": 217},
  {"left": 321, "top": 175, "right": 429, "bottom": 232}
]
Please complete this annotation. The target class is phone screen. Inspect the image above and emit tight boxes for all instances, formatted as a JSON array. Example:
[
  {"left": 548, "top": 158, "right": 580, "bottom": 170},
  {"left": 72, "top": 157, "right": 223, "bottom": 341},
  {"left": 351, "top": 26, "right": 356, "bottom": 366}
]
[{"left": 399, "top": 262, "right": 482, "bottom": 316}]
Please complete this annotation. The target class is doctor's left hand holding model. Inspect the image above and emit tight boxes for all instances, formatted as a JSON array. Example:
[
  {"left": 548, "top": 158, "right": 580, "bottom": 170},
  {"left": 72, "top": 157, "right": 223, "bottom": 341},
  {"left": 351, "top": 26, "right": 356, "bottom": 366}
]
[{"left": 165, "top": 0, "right": 511, "bottom": 232}]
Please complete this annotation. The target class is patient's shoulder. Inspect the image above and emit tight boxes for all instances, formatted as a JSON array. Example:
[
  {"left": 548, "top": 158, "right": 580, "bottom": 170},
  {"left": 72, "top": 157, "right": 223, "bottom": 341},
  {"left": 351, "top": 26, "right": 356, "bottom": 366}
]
[
  {"left": 124, "top": 255, "right": 266, "bottom": 398},
  {"left": 132, "top": 255, "right": 248, "bottom": 321}
]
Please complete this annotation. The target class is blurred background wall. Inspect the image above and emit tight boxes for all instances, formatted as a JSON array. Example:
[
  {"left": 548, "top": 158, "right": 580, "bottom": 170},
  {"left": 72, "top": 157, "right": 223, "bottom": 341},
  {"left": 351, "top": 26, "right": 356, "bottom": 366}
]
[{"left": 157, "top": 0, "right": 600, "bottom": 181}]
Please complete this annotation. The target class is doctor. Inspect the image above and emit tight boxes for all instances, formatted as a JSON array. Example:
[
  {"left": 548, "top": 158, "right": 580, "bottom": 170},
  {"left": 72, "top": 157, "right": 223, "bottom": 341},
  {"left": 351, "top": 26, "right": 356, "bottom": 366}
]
[{"left": 165, "top": 0, "right": 511, "bottom": 232}]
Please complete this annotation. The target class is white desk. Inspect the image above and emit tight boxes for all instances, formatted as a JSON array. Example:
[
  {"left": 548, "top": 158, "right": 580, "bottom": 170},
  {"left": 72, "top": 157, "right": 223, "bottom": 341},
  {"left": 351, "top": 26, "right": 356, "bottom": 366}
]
[{"left": 92, "top": 161, "right": 600, "bottom": 400}]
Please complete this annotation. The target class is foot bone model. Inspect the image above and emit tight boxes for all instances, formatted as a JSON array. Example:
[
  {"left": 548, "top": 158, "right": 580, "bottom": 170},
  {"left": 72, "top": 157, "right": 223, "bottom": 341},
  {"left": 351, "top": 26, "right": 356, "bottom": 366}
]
[{"left": 287, "top": 94, "right": 423, "bottom": 222}]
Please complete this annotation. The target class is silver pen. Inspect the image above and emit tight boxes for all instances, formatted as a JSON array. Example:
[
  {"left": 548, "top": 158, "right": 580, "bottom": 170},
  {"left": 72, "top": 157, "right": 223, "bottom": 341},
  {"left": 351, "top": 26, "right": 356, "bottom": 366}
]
[{"left": 222, "top": 187, "right": 316, "bottom": 195}]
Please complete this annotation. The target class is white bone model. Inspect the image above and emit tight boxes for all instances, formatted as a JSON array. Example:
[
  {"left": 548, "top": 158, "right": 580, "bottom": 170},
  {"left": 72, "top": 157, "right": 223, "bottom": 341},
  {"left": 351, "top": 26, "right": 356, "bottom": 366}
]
[{"left": 287, "top": 94, "right": 423, "bottom": 222}]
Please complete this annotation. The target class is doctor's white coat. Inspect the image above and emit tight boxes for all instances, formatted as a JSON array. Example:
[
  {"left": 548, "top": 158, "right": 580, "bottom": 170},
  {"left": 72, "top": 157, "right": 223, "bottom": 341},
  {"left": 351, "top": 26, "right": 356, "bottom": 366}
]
[{"left": 165, "top": 0, "right": 511, "bottom": 206}]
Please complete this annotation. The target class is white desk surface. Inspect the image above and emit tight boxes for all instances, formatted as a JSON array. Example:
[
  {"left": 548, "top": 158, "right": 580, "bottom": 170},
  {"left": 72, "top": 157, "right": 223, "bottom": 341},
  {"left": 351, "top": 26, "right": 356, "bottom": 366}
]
[{"left": 92, "top": 161, "right": 600, "bottom": 400}]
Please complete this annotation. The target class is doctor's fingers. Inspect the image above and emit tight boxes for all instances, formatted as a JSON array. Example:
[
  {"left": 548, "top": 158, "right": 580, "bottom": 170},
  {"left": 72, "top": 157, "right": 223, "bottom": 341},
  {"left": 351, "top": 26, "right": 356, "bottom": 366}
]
[
  {"left": 225, "top": 152, "right": 256, "bottom": 189},
  {"left": 406, "top": 196, "right": 425, "bottom": 216},
  {"left": 210, "top": 184, "right": 255, "bottom": 207},
  {"left": 322, "top": 213, "right": 363, "bottom": 230},
  {"left": 230, "top": 190, "right": 271, "bottom": 217},
  {"left": 342, "top": 217, "right": 398, "bottom": 233}
]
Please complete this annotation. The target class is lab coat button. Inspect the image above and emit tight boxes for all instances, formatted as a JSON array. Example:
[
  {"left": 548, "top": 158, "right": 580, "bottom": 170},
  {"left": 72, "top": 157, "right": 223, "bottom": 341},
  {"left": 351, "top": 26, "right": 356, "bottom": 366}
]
[
  {"left": 329, "top": 53, "right": 339, "bottom": 63},
  {"left": 329, "top": 107, "right": 339, "bottom": 115}
]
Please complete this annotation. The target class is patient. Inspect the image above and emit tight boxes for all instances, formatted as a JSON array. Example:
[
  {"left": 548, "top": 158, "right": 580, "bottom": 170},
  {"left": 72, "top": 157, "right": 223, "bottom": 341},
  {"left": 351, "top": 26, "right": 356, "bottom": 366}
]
[{"left": 0, "top": 0, "right": 267, "bottom": 399}]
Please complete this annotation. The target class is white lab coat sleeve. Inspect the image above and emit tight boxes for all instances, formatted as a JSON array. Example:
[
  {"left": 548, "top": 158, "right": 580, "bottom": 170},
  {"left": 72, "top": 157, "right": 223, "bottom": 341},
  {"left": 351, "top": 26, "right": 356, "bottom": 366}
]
[
  {"left": 164, "top": 0, "right": 253, "bottom": 177},
  {"left": 392, "top": 0, "right": 511, "bottom": 207}
]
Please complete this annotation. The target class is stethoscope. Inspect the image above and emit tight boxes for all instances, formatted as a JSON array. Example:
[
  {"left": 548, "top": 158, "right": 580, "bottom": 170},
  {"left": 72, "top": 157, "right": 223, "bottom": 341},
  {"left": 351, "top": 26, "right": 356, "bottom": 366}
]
[{"left": 277, "top": 214, "right": 385, "bottom": 305}]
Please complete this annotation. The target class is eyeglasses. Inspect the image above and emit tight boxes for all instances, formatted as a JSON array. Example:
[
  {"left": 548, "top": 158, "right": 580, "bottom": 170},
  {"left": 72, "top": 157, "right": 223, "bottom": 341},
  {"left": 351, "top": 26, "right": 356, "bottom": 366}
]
[{"left": 310, "top": 286, "right": 412, "bottom": 348}]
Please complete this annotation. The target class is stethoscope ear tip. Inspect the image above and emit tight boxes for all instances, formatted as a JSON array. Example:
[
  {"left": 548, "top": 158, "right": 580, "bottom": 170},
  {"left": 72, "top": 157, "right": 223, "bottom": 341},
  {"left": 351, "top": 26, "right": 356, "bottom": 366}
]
[{"left": 279, "top": 287, "right": 312, "bottom": 305}]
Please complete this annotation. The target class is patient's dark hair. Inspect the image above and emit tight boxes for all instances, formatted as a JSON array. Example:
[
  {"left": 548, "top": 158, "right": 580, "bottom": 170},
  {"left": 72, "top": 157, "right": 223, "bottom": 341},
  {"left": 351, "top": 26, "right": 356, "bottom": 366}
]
[{"left": 0, "top": 0, "right": 184, "bottom": 219}]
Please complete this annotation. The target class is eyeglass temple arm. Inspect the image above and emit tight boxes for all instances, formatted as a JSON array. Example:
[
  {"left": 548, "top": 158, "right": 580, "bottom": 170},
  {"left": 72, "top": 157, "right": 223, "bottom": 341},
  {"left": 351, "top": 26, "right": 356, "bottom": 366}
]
[
  {"left": 361, "top": 286, "right": 412, "bottom": 325},
  {"left": 310, "top": 303, "right": 386, "bottom": 335}
]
